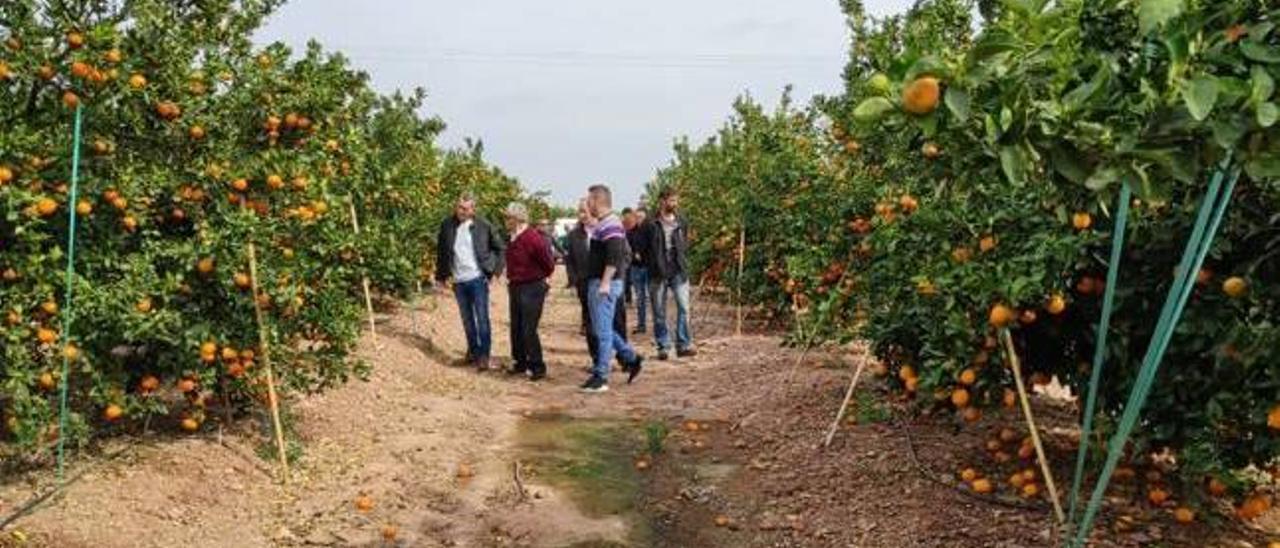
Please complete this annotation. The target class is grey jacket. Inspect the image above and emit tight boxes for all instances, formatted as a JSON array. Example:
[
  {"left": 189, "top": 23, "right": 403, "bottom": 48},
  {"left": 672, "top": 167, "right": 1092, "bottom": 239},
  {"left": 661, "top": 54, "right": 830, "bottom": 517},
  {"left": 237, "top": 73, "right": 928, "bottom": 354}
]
[{"left": 434, "top": 216, "right": 506, "bottom": 283}]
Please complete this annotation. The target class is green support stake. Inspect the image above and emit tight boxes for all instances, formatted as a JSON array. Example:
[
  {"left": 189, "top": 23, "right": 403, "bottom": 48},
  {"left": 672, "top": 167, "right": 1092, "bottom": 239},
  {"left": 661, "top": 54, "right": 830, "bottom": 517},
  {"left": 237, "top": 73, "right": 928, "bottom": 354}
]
[
  {"left": 1071, "top": 165, "right": 1239, "bottom": 546},
  {"left": 56, "top": 103, "right": 86, "bottom": 483},
  {"left": 1068, "top": 184, "right": 1131, "bottom": 525}
]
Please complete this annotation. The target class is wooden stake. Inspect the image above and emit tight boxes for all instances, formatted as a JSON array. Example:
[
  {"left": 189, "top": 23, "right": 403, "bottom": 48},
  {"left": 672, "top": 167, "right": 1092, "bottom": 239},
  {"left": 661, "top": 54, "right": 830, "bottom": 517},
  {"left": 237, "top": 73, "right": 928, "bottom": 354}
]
[
  {"left": 734, "top": 224, "right": 746, "bottom": 337},
  {"left": 823, "top": 355, "right": 868, "bottom": 448},
  {"left": 246, "top": 242, "right": 290, "bottom": 484},
  {"left": 1001, "top": 329, "right": 1065, "bottom": 524},
  {"left": 347, "top": 198, "right": 379, "bottom": 349}
]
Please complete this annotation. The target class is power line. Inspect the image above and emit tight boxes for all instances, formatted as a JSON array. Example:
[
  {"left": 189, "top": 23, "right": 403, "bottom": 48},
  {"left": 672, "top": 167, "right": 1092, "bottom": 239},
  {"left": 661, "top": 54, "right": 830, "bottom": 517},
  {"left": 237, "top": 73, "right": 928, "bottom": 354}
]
[{"left": 327, "top": 45, "right": 842, "bottom": 70}]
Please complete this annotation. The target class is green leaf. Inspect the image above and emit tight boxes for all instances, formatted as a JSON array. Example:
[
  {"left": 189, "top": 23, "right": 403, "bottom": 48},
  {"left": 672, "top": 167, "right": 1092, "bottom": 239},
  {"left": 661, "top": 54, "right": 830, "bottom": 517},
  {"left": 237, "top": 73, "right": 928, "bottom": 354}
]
[
  {"left": 1085, "top": 165, "right": 1122, "bottom": 191},
  {"left": 1138, "top": 0, "right": 1185, "bottom": 35},
  {"left": 944, "top": 88, "right": 971, "bottom": 121},
  {"left": 1245, "top": 156, "right": 1280, "bottom": 179},
  {"left": 1050, "top": 144, "right": 1089, "bottom": 184},
  {"left": 1063, "top": 67, "right": 1110, "bottom": 111},
  {"left": 1250, "top": 66, "right": 1275, "bottom": 104},
  {"left": 1212, "top": 115, "right": 1248, "bottom": 148},
  {"left": 1241, "top": 41, "right": 1280, "bottom": 64},
  {"left": 1182, "top": 76, "right": 1220, "bottom": 121},
  {"left": 852, "top": 97, "right": 895, "bottom": 124},
  {"left": 999, "top": 145, "right": 1029, "bottom": 186},
  {"left": 1258, "top": 102, "right": 1279, "bottom": 128}
]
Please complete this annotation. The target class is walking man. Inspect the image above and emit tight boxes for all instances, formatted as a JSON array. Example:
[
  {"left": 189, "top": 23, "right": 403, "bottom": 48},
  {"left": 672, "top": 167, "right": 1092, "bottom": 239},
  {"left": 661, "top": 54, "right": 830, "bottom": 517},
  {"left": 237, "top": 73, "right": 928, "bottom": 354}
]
[
  {"left": 435, "top": 194, "right": 506, "bottom": 371},
  {"left": 627, "top": 206, "right": 649, "bottom": 335},
  {"left": 642, "top": 187, "right": 696, "bottom": 361},
  {"left": 503, "top": 203, "right": 555, "bottom": 381},
  {"left": 581, "top": 185, "right": 643, "bottom": 393},
  {"left": 566, "top": 199, "right": 626, "bottom": 357}
]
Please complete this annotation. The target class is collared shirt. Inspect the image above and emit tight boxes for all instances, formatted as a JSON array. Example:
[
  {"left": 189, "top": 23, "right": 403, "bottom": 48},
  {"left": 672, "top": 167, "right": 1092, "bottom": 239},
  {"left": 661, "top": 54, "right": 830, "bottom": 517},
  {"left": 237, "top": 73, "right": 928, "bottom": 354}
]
[{"left": 452, "top": 219, "right": 482, "bottom": 282}]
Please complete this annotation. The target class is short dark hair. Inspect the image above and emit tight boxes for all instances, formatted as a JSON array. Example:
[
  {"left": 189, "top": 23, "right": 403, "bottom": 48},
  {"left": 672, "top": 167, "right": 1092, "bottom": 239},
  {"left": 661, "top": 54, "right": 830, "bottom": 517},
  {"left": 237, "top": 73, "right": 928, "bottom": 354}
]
[
  {"left": 588, "top": 184, "right": 613, "bottom": 207},
  {"left": 621, "top": 207, "right": 634, "bottom": 215},
  {"left": 658, "top": 187, "right": 678, "bottom": 200}
]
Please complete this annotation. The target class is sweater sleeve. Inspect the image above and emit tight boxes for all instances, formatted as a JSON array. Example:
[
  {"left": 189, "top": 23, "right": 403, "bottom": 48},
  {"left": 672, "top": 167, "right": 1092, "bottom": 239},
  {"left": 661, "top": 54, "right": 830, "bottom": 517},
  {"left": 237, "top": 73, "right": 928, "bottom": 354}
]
[{"left": 535, "top": 234, "right": 556, "bottom": 279}]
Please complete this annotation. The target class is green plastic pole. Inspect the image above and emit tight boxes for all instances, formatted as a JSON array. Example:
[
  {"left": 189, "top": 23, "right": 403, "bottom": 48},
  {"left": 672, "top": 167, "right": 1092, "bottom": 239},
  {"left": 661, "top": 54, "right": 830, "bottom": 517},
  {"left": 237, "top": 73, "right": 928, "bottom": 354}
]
[
  {"left": 1068, "top": 183, "right": 1131, "bottom": 525},
  {"left": 56, "top": 103, "right": 85, "bottom": 482},
  {"left": 1071, "top": 166, "right": 1238, "bottom": 546}
]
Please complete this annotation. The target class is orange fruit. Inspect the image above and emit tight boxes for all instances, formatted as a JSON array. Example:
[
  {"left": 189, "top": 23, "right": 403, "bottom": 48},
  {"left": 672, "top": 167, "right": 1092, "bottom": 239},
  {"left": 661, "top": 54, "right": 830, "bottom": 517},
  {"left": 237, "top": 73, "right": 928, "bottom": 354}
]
[
  {"left": 962, "top": 407, "right": 982, "bottom": 423},
  {"left": 902, "top": 76, "right": 941, "bottom": 115},
  {"left": 35, "top": 197, "right": 58, "bottom": 217},
  {"left": 103, "top": 404, "right": 123, "bottom": 422},
  {"left": 1072, "top": 212, "right": 1092, "bottom": 230},
  {"left": 121, "top": 215, "right": 137, "bottom": 231},
  {"left": 62, "top": 91, "right": 80, "bottom": 109},
  {"left": 1019, "top": 309, "right": 1038, "bottom": 325},
  {"left": 104, "top": 48, "right": 123, "bottom": 64},
  {"left": 180, "top": 417, "right": 200, "bottom": 432},
  {"left": 1045, "top": 294, "right": 1066, "bottom": 315},
  {"left": 197, "top": 257, "right": 215, "bottom": 274},
  {"left": 634, "top": 459, "right": 651, "bottom": 471},
  {"left": 898, "top": 365, "right": 917, "bottom": 381},
  {"left": 1222, "top": 276, "right": 1248, "bottom": 299},
  {"left": 37, "top": 327, "right": 58, "bottom": 344},
  {"left": 979, "top": 235, "right": 997, "bottom": 253},
  {"left": 41, "top": 301, "right": 58, "bottom": 315},
  {"left": 135, "top": 298, "right": 153, "bottom": 313},
  {"left": 221, "top": 347, "right": 239, "bottom": 362},
  {"left": 971, "top": 478, "right": 994, "bottom": 494},
  {"left": 1207, "top": 477, "right": 1228, "bottom": 497},
  {"left": 950, "top": 388, "right": 971, "bottom": 408},
  {"left": 75, "top": 200, "right": 93, "bottom": 216},
  {"left": 1147, "top": 488, "right": 1170, "bottom": 506},
  {"left": 904, "top": 377, "right": 919, "bottom": 393},
  {"left": 189, "top": 125, "right": 206, "bottom": 140},
  {"left": 325, "top": 139, "right": 340, "bottom": 152},
  {"left": 381, "top": 525, "right": 398, "bottom": 541},
  {"left": 988, "top": 304, "right": 1015, "bottom": 328},
  {"left": 1196, "top": 268, "right": 1213, "bottom": 285},
  {"left": 714, "top": 515, "right": 731, "bottom": 528},
  {"left": 354, "top": 494, "right": 375, "bottom": 512},
  {"left": 1173, "top": 507, "right": 1195, "bottom": 524},
  {"left": 234, "top": 272, "right": 252, "bottom": 290},
  {"left": 1022, "top": 483, "right": 1040, "bottom": 498},
  {"left": 66, "top": 31, "right": 85, "bottom": 49},
  {"left": 0, "top": 165, "right": 12, "bottom": 184},
  {"left": 921, "top": 142, "right": 941, "bottom": 159},
  {"left": 1225, "top": 24, "right": 1247, "bottom": 43},
  {"left": 960, "top": 468, "right": 978, "bottom": 482},
  {"left": 958, "top": 368, "right": 977, "bottom": 386},
  {"left": 1268, "top": 404, "right": 1280, "bottom": 431},
  {"left": 177, "top": 378, "right": 197, "bottom": 393},
  {"left": 63, "top": 344, "right": 80, "bottom": 361},
  {"left": 230, "top": 178, "right": 249, "bottom": 192},
  {"left": 1238, "top": 495, "right": 1271, "bottom": 520},
  {"left": 1009, "top": 473, "right": 1026, "bottom": 488},
  {"left": 200, "top": 341, "right": 217, "bottom": 355},
  {"left": 266, "top": 174, "right": 284, "bottom": 190},
  {"left": 38, "top": 372, "right": 56, "bottom": 391},
  {"left": 128, "top": 73, "right": 147, "bottom": 90},
  {"left": 70, "top": 61, "right": 92, "bottom": 79},
  {"left": 139, "top": 375, "right": 160, "bottom": 394}
]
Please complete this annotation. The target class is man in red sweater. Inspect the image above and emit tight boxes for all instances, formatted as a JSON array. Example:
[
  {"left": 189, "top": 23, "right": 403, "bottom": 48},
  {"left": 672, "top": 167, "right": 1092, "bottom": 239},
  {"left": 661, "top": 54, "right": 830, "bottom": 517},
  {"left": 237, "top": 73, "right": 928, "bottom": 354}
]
[{"left": 503, "top": 202, "right": 556, "bottom": 380}]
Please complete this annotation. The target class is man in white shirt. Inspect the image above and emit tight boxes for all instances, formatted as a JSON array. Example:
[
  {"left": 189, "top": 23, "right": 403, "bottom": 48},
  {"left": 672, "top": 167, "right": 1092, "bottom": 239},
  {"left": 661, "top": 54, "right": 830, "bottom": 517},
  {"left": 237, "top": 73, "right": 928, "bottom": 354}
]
[{"left": 434, "top": 194, "right": 507, "bottom": 370}]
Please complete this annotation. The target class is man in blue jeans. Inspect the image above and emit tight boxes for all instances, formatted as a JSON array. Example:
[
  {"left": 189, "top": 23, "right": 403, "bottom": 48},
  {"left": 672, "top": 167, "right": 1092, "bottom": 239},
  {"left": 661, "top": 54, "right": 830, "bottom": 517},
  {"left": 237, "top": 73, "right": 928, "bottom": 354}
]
[
  {"left": 639, "top": 187, "right": 696, "bottom": 361},
  {"left": 626, "top": 207, "right": 649, "bottom": 335},
  {"left": 580, "top": 184, "right": 643, "bottom": 393},
  {"left": 434, "top": 194, "right": 506, "bottom": 371}
]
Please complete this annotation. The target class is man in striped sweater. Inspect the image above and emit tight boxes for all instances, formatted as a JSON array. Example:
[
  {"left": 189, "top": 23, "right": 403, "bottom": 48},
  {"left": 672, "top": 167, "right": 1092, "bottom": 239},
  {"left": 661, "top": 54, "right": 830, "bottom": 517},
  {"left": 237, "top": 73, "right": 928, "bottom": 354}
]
[{"left": 580, "top": 184, "right": 643, "bottom": 393}]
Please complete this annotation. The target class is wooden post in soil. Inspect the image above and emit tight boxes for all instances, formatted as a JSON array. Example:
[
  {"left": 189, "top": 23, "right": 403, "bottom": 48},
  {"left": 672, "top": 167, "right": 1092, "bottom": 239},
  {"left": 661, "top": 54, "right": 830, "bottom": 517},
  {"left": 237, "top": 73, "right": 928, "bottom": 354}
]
[
  {"left": 1000, "top": 329, "right": 1065, "bottom": 524},
  {"left": 347, "top": 197, "right": 379, "bottom": 349},
  {"left": 823, "top": 355, "right": 868, "bottom": 448},
  {"left": 246, "top": 242, "right": 290, "bottom": 484},
  {"left": 734, "top": 224, "right": 746, "bottom": 337}
]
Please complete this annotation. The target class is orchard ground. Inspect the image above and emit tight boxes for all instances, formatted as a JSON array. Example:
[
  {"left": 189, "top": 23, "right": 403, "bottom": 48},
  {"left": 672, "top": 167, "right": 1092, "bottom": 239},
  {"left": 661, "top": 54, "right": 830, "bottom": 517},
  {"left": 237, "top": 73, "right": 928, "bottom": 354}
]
[{"left": 0, "top": 271, "right": 1276, "bottom": 548}]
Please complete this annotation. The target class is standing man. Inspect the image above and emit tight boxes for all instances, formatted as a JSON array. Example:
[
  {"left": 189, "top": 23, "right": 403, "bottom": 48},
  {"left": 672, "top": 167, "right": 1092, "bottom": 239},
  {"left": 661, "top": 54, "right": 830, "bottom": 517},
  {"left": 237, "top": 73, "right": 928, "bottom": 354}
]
[
  {"left": 620, "top": 208, "right": 636, "bottom": 308},
  {"left": 537, "top": 217, "right": 563, "bottom": 264},
  {"left": 643, "top": 187, "right": 696, "bottom": 361},
  {"left": 565, "top": 199, "right": 626, "bottom": 355},
  {"left": 504, "top": 203, "right": 555, "bottom": 381},
  {"left": 582, "top": 185, "right": 643, "bottom": 393},
  {"left": 435, "top": 194, "right": 506, "bottom": 371},
  {"left": 627, "top": 207, "right": 650, "bottom": 335}
]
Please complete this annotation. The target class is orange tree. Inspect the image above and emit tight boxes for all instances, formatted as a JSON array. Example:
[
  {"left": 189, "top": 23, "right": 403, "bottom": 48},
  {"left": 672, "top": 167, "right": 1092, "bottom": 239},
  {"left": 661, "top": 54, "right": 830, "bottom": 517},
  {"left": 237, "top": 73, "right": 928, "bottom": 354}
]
[
  {"left": 1, "top": 1, "right": 527, "bottom": 457},
  {"left": 655, "top": 0, "right": 1279, "bottom": 515}
]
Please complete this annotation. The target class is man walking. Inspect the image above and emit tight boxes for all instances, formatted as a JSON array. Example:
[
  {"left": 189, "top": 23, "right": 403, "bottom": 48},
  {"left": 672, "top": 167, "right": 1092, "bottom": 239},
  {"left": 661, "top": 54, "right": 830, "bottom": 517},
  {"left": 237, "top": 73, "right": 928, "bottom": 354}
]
[
  {"left": 627, "top": 206, "right": 649, "bottom": 335},
  {"left": 581, "top": 185, "right": 643, "bottom": 393},
  {"left": 435, "top": 194, "right": 506, "bottom": 371},
  {"left": 503, "top": 203, "right": 555, "bottom": 381},
  {"left": 565, "top": 199, "right": 626, "bottom": 357},
  {"left": 642, "top": 187, "right": 696, "bottom": 361}
]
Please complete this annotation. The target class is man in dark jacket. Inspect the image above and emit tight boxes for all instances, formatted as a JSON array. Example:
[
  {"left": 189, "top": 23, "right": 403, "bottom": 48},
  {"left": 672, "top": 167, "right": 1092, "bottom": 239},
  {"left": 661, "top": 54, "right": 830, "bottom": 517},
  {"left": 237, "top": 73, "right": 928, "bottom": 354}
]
[
  {"left": 626, "top": 206, "right": 650, "bottom": 335},
  {"left": 640, "top": 187, "right": 696, "bottom": 361},
  {"left": 434, "top": 194, "right": 506, "bottom": 371},
  {"left": 565, "top": 199, "right": 626, "bottom": 356}
]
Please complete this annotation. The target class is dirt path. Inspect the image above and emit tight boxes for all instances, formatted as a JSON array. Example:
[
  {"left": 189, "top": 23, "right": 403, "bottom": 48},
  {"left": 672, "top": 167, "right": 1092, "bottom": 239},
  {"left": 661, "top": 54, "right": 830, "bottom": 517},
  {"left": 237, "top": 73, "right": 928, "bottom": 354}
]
[{"left": 1, "top": 271, "right": 1274, "bottom": 547}]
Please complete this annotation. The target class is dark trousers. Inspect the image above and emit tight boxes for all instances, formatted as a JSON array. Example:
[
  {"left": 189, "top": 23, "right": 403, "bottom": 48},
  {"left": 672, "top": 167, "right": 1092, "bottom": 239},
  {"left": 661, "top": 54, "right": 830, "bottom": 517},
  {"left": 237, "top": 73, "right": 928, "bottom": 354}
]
[
  {"left": 509, "top": 280, "right": 549, "bottom": 374},
  {"left": 577, "top": 279, "right": 625, "bottom": 358}
]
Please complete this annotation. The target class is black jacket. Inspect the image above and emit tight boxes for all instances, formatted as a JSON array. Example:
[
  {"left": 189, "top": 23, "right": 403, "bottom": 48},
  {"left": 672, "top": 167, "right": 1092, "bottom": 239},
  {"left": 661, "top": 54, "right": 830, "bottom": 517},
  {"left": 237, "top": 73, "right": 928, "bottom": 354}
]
[
  {"left": 564, "top": 224, "right": 590, "bottom": 287},
  {"left": 639, "top": 213, "right": 690, "bottom": 280},
  {"left": 626, "top": 228, "right": 647, "bottom": 268},
  {"left": 434, "top": 216, "right": 506, "bottom": 283}
]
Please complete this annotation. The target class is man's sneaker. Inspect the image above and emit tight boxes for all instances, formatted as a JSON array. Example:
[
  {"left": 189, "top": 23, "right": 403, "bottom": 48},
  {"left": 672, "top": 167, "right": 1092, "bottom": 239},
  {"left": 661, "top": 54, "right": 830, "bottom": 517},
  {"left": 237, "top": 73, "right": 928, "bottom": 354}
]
[
  {"left": 677, "top": 348, "right": 698, "bottom": 358},
  {"left": 627, "top": 356, "right": 644, "bottom": 384},
  {"left": 580, "top": 376, "right": 609, "bottom": 393},
  {"left": 657, "top": 350, "right": 669, "bottom": 361}
]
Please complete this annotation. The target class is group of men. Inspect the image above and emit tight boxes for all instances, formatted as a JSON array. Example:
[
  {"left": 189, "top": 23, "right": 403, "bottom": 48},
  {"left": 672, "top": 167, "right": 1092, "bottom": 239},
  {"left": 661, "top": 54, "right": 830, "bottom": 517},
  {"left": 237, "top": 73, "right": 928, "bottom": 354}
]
[{"left": 434, "top": 184, "right": 694, "bottom": 394}]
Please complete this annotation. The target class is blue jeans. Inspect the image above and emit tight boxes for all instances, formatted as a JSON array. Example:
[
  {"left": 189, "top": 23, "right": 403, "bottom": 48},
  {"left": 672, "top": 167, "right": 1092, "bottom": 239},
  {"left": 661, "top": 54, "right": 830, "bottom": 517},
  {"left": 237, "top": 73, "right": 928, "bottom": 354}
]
[
  {"left": 650, "top": 273, "right": 692, "bottom": 352},
  {"left": 629, "top": 267, "right": 649, "bottom": 330},
  {"left": 453, "top": 277, "right": 491, "bottom": 359},
  {"left": 588, "top": 278, "right": 637, "bottom": 381}
]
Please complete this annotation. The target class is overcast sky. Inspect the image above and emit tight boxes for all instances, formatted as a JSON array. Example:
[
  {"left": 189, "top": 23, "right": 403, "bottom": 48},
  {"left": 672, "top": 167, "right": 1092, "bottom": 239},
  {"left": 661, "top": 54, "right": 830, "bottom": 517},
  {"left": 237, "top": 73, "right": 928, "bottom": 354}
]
[{"left": 258, "top": 1, "right": 914, "bottom": 207}]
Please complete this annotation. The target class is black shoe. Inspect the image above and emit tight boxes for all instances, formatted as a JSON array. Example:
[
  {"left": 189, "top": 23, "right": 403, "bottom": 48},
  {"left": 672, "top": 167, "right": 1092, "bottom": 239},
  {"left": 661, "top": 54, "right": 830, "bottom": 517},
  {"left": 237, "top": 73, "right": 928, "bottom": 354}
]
[
  {"left": 677, "top": 348, "right": 698, "bottom": 358},
  {"left": 627, "top": 356, "right": 644, "bottom": 384},
  {"left": 580, "top": 376, "right": 609, "bottom": 393},
  {"left": 529, "top": 368, "right": 547, "bottom": 382},
  {"left": 507, "top": 363, "right": 529, "bottom": 376},
  {"left": 657, "top": 350, "right": 669, "bottom": 361}
]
